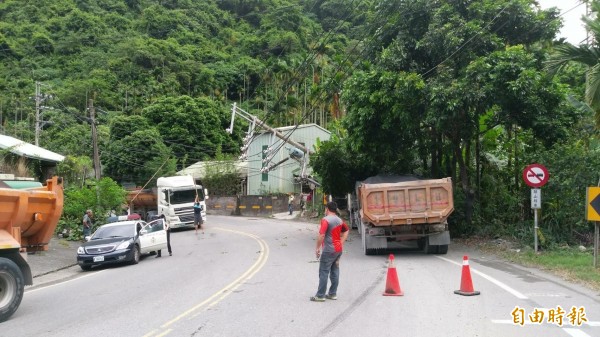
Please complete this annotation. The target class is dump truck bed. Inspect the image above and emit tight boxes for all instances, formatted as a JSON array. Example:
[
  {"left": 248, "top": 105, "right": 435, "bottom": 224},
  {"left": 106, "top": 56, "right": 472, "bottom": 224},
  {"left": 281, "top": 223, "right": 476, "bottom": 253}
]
[
  {"left": 0, "top": 176, "right": 63, "bottom": 252},
  {"left": 358, "top": 176, "right": 453, "bottom": 226}
]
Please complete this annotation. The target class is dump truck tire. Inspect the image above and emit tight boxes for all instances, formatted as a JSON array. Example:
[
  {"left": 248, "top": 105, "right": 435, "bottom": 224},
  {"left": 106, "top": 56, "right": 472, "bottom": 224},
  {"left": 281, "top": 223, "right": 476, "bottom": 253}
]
[
  {"left": 424, "top": 237, "right": 437, "bottom": 254},
  {"left": 0, "top": 257, "right": 25, "bottom": 323},
  {"left": 436, "top": 244, "right": 448, "bottom": 254}
]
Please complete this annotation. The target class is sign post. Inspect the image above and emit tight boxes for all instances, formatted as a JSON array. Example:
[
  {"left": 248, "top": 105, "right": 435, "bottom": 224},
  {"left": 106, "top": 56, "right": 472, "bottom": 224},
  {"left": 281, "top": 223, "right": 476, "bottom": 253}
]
[
  {"left": 594, "top": 221, "right": 600, "bottom": 268},
  {"left": 531, "top": 188, "right": 541, "bottom": 252},
  {"left": 585, "top": 187, "right": 600, "bottom": 268},
  {"left": 523, "top": 164, "right": 549, "bottom": 253}
]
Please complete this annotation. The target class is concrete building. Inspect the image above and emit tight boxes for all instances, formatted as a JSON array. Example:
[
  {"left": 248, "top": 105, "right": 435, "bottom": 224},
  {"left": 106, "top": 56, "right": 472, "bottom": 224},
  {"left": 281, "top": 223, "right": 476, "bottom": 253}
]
[{"left": 245, "top": 123, "right": 330, "bottom": 195}]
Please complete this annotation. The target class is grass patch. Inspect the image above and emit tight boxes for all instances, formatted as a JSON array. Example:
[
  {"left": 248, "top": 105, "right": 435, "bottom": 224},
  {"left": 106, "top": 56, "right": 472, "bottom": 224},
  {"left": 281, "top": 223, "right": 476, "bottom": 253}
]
[{"left": 469, "top": 238, "right": 600, "bottom": 292}]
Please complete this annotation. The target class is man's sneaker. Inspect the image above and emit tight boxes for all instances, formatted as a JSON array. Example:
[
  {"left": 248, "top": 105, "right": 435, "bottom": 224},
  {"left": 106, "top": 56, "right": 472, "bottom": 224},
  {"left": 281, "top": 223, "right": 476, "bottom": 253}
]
[
  {"left": 325, "top": 294, "right": 337, "bottom": 300},
  {"left": 310, "top": 296, "right": 325, "bottom": 302}
]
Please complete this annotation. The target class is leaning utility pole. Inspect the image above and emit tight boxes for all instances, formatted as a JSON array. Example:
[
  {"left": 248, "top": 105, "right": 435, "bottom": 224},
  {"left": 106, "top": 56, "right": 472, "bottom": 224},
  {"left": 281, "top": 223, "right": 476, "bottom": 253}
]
[
  {"left": 227, "top": 103, "right": 312, "bottom": 154},
  {"left": 227, "top": 102, "right": 320, "bottom": 187},
  {"left": 89, "top": 99, "right": 101, "bottom": 180}
]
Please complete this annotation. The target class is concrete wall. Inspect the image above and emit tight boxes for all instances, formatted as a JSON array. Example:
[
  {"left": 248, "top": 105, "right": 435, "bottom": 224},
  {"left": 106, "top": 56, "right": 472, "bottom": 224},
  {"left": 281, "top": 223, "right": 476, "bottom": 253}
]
[
  {"left": 205, "top": 196, "right": 238, "bottom": 215},
  {"left": 206, "top": 195, "right": 299, "bottom": 217}
]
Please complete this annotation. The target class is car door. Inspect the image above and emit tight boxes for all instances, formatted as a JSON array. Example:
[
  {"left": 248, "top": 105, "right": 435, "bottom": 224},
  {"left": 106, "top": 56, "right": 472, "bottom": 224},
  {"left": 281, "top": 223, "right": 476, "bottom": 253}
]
[{"left": 138, "top": 219, "right": 168, "bottom": 254}]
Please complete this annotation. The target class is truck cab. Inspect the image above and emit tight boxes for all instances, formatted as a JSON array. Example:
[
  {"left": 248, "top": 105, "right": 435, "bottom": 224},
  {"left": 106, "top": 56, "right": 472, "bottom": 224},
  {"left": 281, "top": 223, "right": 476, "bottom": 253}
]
[{"left": 157, "top": 176, "right": 208, "bottom": 229}]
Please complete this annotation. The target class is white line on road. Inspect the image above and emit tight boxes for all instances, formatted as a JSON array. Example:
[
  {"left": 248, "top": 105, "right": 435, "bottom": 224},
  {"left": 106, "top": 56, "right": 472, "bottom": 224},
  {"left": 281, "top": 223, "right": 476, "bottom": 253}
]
[
  {"left": 436, "top": 256, "right": 528, "bottom": 299},
  {"left": 563, "top": 329, "right": 593, "bottom": 337}
]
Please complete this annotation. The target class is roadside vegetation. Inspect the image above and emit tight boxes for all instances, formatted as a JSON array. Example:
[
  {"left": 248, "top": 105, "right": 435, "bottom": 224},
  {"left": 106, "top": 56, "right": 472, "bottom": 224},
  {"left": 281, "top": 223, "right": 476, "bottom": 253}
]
[{"left": 458, "top": 237, "right": 600, "bottom": 292}]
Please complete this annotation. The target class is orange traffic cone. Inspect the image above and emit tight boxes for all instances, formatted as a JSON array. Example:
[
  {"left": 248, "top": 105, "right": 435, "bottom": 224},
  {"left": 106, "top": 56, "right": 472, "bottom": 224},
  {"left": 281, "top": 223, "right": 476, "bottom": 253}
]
[
  {"left": 454, "top": 255, "right": 480, "bottom": 296},
  {"left": 383, "top": 254, "right": 403, "bottom": 296}
]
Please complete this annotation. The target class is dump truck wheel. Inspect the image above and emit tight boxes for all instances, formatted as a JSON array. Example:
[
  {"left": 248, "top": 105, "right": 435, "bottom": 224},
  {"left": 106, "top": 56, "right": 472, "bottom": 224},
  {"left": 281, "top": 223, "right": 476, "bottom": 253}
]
[
  {"left": 436, "top": 244, "right": 448, "bottom": 254},
  {"left": 0, "top": 257, "right": 25, "bottom": 323},
  {"left": 424, "top": 237, "right": 437, "bottom": 254},
  {"left": 417, "top": 238, "right": 425, "bottom": 250}
]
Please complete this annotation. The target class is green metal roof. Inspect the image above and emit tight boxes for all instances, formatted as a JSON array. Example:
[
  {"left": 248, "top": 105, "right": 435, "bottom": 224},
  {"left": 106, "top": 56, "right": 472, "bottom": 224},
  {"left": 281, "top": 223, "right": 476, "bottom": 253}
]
[{"left": 3, "top": 181, "right": 43, "bottom": 189}]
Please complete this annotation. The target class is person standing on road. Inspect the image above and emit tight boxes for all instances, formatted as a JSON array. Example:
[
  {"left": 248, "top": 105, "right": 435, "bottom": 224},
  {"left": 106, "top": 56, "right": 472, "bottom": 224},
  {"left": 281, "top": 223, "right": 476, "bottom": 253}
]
[
  {"left": 156, "top": 214, "right": 172, "bottom": 257},
  {"left": 288, "top": 193, "right": 295, "bottom": 215},
  {"left": 311, "top": 201, "right": 349, "bottom": 302},
  {"left": 193, "top": 195, "right": 204, "bottom": 234},
  {"left": 82, "top": 210, "right": 93, "bottom": 240}
]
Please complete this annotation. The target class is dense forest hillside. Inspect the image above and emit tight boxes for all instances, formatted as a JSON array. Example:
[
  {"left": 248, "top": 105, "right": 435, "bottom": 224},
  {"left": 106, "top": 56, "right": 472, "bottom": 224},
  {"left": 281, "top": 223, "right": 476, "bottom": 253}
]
[
  {"left": 1, "top": 0, "right": 600, "bottom": 245},
  {"left": 0, "top": 0, "right": 360, "bottom": 180}
]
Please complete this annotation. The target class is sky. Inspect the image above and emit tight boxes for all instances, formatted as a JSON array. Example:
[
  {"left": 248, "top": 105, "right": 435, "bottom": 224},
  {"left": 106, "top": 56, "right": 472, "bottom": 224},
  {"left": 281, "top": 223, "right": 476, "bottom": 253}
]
[{"left": 538, "top": 0, "right": 588, "bottom": 44}]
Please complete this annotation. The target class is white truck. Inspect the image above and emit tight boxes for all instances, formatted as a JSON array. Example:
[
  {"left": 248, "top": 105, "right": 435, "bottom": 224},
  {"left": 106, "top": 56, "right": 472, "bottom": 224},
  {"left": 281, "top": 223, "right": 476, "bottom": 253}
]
[{"left": 157, "top": 175, "right": 208, "bottom": 229}]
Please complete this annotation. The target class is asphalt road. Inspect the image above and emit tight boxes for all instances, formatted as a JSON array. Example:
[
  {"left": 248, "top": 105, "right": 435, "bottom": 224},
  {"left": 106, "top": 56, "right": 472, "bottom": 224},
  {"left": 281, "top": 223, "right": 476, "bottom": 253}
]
[{"left": 4, "top": 215, "right": 600, "bottom": 337}]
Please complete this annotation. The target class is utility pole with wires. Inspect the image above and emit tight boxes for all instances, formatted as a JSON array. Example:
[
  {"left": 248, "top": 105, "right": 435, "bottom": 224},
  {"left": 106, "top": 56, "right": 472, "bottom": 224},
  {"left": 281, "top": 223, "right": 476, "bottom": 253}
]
[
  {"left": 34, "top": 81, "right": 53, "bottom": 146},
  {"left": 227, "top": 103, "right": 321, "bottom": 188},
  {"left": 88, "top": 99, "right": 101, "bottom": 180}
]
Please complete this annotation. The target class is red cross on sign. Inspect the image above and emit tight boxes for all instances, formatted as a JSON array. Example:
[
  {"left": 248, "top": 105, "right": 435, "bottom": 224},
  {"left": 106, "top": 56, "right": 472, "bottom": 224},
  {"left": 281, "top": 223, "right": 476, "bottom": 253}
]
[{"left": 522, "top": 163, "right": 549, "bottom": 188}]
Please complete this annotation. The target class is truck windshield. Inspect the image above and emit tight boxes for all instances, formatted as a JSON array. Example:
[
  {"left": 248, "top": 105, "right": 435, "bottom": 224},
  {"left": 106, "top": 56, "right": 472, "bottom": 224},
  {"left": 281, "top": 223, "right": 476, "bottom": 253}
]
[{"left": 169, "top": 188, "right": 203, "bottom": 205}]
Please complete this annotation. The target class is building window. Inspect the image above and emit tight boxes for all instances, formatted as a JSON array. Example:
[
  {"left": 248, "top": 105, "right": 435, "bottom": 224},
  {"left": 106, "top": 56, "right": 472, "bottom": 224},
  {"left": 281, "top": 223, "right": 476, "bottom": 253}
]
[{"left": 262, "top": 145, "right": 268, "bottom": 182}]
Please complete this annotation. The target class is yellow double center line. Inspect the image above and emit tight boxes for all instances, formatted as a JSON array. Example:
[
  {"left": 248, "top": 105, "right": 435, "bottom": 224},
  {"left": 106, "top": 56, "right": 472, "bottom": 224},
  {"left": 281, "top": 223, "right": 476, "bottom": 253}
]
[{"left": 144, "top": 227, "right": 269, "bottom": 337}]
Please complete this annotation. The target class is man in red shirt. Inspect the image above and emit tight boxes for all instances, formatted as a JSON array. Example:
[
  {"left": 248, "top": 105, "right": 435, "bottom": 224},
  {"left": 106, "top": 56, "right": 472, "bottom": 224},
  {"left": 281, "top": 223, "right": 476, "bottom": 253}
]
[{"left": 311, "top": 201, "right": 349, "bottom": 302}]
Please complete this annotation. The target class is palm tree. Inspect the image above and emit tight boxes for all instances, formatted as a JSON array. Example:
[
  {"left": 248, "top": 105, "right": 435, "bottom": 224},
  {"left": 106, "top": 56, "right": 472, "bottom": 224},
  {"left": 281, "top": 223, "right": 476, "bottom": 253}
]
[{"left": 545, "top": 0, "right": 600, "bottom": 126}]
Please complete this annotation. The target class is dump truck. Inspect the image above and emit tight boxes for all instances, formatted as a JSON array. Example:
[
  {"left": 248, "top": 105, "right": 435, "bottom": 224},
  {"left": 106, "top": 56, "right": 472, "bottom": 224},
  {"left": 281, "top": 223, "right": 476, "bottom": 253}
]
[
  {"left": 0, "top": 176, "right": 64, "bottom": 322},
  {"left": 348, "top": 175, "right": 454, "bottom": 255},
  {"left": 126, "top": 187, "right": 157, "bottom": 221}
]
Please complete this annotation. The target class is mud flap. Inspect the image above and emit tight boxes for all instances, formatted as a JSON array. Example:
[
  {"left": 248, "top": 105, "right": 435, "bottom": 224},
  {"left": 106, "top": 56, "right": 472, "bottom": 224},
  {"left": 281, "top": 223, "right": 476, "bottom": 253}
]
[
  {"left": 365, "top": 233, "right": 387, "bottom": 250},
  {"left": 428, "top": 231, "right": 450, "bottom": 245}
]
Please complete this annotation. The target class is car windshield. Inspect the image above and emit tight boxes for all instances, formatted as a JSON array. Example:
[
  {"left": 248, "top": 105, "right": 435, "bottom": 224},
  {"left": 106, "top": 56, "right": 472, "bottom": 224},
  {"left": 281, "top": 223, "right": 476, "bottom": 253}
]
[{"left": 92, "top": 223, "right": 134, "bottom": 240}]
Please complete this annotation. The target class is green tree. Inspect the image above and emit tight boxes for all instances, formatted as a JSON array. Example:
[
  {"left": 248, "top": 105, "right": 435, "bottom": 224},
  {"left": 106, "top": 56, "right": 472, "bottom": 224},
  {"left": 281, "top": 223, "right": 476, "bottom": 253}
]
[
  {"left": 333, "top": 0, "right": 569, "bottom": 230},
  {"left": 143, "top": 95, "right": 235, "bottom": 168},
  {"left": 56, "top": 155, "right": 93, "bottom": 188},
  {"left": 546, "top": 0, "right": 600, "bottom": 127},
  {"left": 342, "top": 69, "right": 426, "bottom": 174},
  {"left": 103, "top": 117, "right": 176, "bottom": 185},
  {"left": 59, "top": 177, "right": 127, "bottom": 240}
]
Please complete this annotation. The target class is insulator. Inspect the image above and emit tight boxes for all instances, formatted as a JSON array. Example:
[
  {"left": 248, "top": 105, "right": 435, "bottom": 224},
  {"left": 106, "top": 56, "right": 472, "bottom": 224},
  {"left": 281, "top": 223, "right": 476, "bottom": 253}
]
[{"left": 289, "top": 147, "right": 304, "bottom": 160}]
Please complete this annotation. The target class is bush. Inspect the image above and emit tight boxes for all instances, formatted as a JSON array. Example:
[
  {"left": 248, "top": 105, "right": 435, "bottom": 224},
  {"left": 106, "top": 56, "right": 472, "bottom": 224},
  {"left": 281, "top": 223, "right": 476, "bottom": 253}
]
[{"left": 57, "top": 177, "right": 126, "bottom": 241}]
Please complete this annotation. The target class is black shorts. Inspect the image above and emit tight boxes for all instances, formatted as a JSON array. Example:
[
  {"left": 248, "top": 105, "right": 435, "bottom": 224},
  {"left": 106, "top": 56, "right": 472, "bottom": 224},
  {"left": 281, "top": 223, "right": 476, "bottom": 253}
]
[{"left": 194, "top": 213, "right": 202, "bottom": 224}]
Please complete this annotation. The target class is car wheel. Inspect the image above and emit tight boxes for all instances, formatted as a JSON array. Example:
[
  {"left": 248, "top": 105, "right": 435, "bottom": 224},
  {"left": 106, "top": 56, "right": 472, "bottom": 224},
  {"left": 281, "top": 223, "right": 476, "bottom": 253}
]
[
  {"left": 131, "top": 245, "right": 140, "bottom": 265},
  {"left": 80, "top": 265, "right": 92, "bottom": 271}
]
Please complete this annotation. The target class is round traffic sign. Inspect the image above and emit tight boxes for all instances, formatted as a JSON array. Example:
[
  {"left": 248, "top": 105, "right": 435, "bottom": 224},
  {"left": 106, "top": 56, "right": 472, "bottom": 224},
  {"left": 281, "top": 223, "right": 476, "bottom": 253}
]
[{"left": 522, "top": 163, "right": 549, "bottom": 188}]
